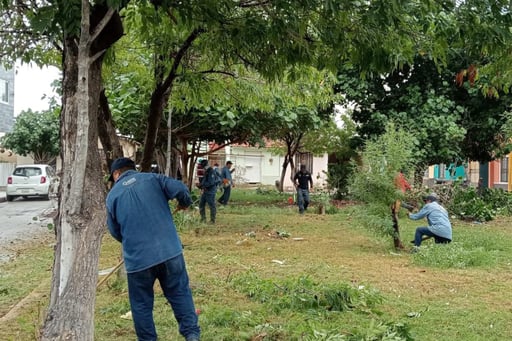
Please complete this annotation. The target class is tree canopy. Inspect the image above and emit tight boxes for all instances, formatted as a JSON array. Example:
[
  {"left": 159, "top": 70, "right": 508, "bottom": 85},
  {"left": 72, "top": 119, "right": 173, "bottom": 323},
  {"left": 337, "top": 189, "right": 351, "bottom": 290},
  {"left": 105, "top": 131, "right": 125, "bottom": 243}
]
[
  {"left": 335, "top": 53, "right": 512, "bottom": 169},
  {"left": 0, "top": 108, "right": 60, "bottom": 164}
]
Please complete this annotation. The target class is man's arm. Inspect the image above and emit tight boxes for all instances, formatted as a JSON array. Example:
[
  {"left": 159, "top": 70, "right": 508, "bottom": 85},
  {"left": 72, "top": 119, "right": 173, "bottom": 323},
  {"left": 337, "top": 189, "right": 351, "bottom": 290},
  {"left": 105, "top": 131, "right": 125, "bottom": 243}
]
[
  {"left": 293, "top": 172, "right": 299, "bottom": 186},
  {"left": 409, "top": 205, "right": 430, "bottom": 220},
  {"left": 106, "top": 210, "right": 122, "bottom": 242},
  {"left": 161, "top": 175, "right": 193, "bottom": 207}
]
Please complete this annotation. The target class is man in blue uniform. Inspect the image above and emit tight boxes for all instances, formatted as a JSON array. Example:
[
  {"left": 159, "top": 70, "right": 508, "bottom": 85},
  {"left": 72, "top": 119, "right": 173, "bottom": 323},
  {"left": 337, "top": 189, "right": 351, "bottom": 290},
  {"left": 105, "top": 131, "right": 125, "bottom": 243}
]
[
  {"left": 106, "top": 157, "right": 200, "bottom": 341},
  {"left": 198, "top": 159, "right": 219, "bottom": 223},
  {"left": 218, "top": 161, "right": 234, "bottom": 205}
]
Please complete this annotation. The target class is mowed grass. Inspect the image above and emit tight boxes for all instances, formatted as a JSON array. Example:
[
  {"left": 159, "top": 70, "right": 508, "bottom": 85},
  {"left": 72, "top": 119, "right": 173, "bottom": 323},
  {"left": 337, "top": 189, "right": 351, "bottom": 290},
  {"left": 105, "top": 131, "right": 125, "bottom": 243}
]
[{"left": 1, "top": 186, "right": 512, "bottom": 340}]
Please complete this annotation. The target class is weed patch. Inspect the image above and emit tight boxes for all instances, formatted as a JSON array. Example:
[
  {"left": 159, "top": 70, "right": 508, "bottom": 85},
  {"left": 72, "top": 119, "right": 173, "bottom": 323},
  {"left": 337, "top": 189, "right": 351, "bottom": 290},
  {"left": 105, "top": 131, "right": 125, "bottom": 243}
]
[
  {"left": 232, "top": 272, "right": 382, "bottom": 313},
  {"left": 411, "top": 242, "right": 498, "bottom": 268}
]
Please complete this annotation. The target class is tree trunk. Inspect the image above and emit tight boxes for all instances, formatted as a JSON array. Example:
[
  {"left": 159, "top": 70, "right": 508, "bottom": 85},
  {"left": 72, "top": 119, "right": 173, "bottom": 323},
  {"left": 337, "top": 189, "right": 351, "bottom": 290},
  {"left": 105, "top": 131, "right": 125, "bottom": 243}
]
[
  {"left": 41, "top": 3, "right": 123, "bottom": 340},
  {"left": 278, "top": 156, "right": 290, "bottom": 193},
  {"left": 98, "top": 89, "right": 123, "bottom": 167},
  {"left": 391, "top": 203, "right": 405, "bottom": 250},
  {"left": 141, "top": 85, "right": 168, "bottom": 172}
]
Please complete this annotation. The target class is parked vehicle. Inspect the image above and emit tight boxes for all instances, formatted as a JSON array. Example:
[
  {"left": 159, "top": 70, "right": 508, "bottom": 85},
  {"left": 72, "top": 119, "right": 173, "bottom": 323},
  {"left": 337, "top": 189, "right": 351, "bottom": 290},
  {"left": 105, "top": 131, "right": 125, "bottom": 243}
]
[{"left": 6, "top": 164, "right": 56, "bottom": 201}]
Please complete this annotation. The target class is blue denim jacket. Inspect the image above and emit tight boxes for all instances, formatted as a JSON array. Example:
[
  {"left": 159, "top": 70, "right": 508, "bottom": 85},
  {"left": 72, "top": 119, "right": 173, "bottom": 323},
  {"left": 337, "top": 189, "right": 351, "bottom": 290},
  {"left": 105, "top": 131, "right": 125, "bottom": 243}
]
[
  {"left": 106, "top": 170, "right": 192, "bottom": 273},
  {"left": 409, "top": 201, "right": 452, "bottom": 240}
]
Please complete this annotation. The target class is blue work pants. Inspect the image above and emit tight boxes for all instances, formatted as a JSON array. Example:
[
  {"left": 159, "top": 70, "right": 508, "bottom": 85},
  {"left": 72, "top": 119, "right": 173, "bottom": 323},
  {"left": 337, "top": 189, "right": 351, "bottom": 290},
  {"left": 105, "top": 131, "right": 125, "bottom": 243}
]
[{"left": 126, "top": 254, "right": 200, "bottom": 341}]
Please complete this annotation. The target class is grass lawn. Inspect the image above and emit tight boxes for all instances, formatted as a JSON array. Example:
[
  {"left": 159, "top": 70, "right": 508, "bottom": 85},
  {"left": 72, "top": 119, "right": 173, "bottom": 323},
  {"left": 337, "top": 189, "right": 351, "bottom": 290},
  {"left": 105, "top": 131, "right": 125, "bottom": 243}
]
[{"left": 1, "top": 186, "right": 512, "bottom": 340}]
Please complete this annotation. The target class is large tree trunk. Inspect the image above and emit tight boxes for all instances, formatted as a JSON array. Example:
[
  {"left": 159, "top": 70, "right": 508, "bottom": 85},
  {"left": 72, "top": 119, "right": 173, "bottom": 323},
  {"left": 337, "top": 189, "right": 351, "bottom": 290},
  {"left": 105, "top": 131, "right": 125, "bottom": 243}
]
[
  {"left": 98, "top": 89, "right": 123, "bottom": 167},
  {"left": 140, "top": 85, "right": 168, "bottom": 172},
  {"left": 41, "top": 3, "right": 123, "bottom": 340}
]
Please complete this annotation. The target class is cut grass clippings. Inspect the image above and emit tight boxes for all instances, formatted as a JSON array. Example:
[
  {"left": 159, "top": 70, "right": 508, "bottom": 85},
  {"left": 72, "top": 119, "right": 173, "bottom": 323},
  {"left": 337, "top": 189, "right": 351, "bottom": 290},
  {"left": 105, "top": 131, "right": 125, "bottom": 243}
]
[{"left": 1, "top": 187, "right": 512, "bottom": 340}]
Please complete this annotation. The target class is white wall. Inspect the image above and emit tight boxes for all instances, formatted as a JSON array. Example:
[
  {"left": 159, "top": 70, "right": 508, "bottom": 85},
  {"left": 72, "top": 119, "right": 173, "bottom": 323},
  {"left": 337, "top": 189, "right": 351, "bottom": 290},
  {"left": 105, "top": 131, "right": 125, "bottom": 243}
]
[
  {"left": 228, "top": 146, "right": 328, "bottom": 190},
  {"left": 0, "top": 163, "right": 16, "bottom": 187}
]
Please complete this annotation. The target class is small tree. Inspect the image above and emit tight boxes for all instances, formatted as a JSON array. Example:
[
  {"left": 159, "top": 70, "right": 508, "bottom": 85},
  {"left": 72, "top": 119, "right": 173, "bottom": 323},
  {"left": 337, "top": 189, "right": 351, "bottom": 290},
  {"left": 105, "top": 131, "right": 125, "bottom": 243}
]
[
  {"left": 0, "top": 109, "right": 60, "bottom": 164},
  {"left": 349, "top": 122, "right": 416, "bottom": 249}
]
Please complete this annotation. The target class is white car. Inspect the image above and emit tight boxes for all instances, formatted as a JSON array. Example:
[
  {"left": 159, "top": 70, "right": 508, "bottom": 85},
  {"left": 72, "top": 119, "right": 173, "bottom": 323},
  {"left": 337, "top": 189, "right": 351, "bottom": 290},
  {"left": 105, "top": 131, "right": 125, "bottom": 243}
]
[{"left": 6, "top": 164, "right": 56, "bottom": 201}]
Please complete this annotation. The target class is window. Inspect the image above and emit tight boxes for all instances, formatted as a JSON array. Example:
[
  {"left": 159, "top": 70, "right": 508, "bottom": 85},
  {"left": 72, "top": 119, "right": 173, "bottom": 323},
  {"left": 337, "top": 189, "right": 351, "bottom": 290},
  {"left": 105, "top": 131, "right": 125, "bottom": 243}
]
[
  {"left": 438, "top": 164, "right": 446, "bottom": 179},
  {"left": 500, "top": 157, "right": 509, "bottom": 182},
  {"left": 0, "top": 79, "right": 8, "bottom": 103}
]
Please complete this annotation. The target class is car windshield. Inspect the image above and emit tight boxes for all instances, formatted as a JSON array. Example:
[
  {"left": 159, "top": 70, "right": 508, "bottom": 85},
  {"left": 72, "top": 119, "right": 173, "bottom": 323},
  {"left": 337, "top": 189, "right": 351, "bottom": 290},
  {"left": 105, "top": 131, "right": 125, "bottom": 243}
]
[{"left": 13, "top": 167, "right": 42, "bottom": 177}]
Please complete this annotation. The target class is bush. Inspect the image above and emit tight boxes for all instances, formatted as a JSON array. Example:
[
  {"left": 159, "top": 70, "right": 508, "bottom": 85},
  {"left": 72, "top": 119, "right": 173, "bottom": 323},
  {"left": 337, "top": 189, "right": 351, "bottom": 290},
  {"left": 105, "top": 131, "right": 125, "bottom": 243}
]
[{"left": 433, "top": 184, "right": 512, "bottom": 222}]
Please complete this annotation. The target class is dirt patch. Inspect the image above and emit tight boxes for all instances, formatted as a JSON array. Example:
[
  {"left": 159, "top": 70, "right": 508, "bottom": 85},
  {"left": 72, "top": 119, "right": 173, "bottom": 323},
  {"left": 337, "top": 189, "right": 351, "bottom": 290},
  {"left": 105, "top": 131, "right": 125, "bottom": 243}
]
[{"left": 0, "top": 230, "right": 54, "bottom": 263}]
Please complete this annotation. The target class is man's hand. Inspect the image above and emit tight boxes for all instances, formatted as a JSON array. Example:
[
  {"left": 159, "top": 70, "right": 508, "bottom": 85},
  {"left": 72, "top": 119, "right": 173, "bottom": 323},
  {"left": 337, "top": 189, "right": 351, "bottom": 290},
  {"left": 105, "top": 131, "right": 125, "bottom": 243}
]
[{"left": 176, "top": 205, "right": 188, "bottom": 212}]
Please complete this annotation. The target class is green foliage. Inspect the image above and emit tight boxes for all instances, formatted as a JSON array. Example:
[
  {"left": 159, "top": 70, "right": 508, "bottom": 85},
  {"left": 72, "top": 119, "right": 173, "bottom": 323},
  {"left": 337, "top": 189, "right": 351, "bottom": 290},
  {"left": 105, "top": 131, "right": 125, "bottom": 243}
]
[
  {"left": 348, "top": 122, "right": 416, "bottom": 242},
  {"left": 0, "top": 109, "right": 60, "bottom": 164},
  {"left": 430, "top": 184, "right": 512, "bottom": 222},
  {"left": 326, "top": 162, "right": 356, "bottom": 199},
  {"left": 305, "top": 114, "right": 359, "bottom": 199},
  {"left": 448, "top": 186, "right": 496, "bottom": 222},
  {"left": 255, "top": 186, "right": 280, "bottom": 196},
  {"left": 311, "top": 191, "right": 338, "bottom": 214},
  {"left": 411, "top": 242, "right": 498, "bottom": 269},
  {"left": 339, "top": 320, "right": 413, "bottom": 341},
  {"left": 349, "top": 122, "right": 415, "bottom": 206},
  {"left": 336, "top": 53, "right": 512, "bottom": 165},
  {"left": 232, "top": 272, "right": 382, "bottom": 314}
]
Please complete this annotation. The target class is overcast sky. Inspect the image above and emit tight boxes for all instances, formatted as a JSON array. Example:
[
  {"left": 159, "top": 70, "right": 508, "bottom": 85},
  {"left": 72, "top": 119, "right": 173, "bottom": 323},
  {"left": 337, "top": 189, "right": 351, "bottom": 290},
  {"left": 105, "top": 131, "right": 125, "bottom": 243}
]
[{"left": 14, "top": 62, "right": 61, "bottom": 116}]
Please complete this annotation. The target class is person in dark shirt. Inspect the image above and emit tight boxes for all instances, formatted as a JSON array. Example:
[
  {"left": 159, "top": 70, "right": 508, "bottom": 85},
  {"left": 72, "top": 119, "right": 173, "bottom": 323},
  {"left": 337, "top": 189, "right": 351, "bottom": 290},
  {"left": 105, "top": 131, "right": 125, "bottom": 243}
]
[
  {"left": 197, "top": 159, "right": 219, "bottom": 223},
  {"left": 106, "top": 157, "right": 200, "bottom": 341},
  {"left": 218, "top": 161, "right": 235, "bottom": 205},
  {"left": 293, "top": 164, "right": 313, "bottom": 214}
]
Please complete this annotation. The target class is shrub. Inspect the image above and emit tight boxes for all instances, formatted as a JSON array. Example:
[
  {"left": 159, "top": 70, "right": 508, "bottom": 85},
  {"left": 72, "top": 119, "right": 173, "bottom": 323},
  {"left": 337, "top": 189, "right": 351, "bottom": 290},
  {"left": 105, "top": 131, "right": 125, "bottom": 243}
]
[{"left": 433, "top": 184, "right": 512, "bottom": 222}]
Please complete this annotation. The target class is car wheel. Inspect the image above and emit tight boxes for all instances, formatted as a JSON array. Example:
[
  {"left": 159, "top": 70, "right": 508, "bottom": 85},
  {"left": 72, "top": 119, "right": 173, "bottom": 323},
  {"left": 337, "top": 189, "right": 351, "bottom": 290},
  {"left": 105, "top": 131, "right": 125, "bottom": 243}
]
[
  {"left": 43, "top": 194, "right": 50, "bottom": 200},
  {"left": 22, "top": 196, "right": 28, "bottom": 199},
  {"left": 7, "top": 195, "right": 14, "bottom": 202}
]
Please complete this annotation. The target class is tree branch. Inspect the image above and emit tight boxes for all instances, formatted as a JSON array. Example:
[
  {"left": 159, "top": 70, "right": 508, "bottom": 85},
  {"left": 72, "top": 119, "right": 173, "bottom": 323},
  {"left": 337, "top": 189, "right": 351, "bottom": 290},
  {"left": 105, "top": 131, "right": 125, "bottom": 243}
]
[{"left": 162, "top": 27, "right": 205, "bottom": 91}]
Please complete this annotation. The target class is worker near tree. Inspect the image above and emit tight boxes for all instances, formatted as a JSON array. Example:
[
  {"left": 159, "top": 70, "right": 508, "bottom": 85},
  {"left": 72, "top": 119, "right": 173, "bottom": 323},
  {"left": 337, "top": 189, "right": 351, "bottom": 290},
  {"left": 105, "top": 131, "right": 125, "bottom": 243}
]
[
  {"left": 409, "top": 192, "right": 452, "bottom": 247},
  {"left": 106, "top": 157, "right": 200, "bottom": 341},
  {"left": 293, "top": 164, "right": 313, "bottom": 214},
  {"left": 218, "top": 160, "right": 234, "bottom": 205},
  {"left": 198, "top": 159, "right": 220, "bottom": 223}
]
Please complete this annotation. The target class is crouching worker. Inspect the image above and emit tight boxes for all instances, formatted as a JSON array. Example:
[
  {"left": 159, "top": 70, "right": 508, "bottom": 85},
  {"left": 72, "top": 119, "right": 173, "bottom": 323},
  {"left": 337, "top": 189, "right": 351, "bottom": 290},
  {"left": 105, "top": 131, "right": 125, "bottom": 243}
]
[
  {"left": 409, "top": 193, "right": 452, "bottom": 247},
  {"left": 106, "top": 157, "right": 201, "bottom": 341}
]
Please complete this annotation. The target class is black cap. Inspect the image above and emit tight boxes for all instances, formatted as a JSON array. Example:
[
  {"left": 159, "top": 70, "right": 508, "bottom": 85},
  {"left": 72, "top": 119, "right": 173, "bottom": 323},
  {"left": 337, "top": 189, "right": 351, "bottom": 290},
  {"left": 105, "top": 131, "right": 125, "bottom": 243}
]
[
  {"left": 423, "top": 192, "right": 438, "bottom": 202},
  {"left": 109, "top": 157, "right": 135, "bottom": 181},
  {"left": 200, "top": 159, "right": 208, "bottom": 167},
  {"left": 226, "top": 160, "right": 233, "bottom": 165}
]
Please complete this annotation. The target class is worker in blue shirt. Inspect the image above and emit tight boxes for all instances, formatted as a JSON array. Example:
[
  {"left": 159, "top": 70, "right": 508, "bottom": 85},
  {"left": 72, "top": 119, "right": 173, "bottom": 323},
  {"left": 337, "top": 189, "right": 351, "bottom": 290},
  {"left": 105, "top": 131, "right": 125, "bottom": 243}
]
[
  {"left": 197, "top": 159, "right": 220, "bottom": 223},
  {"left": 409, "top": 192, "right": 452, "bottom": 247},
  {"left": 106, "top": 157, "right": 200, "bottom": 341},
  {"left": 218, "top": 161, "right": 234, "bottom": 205}
]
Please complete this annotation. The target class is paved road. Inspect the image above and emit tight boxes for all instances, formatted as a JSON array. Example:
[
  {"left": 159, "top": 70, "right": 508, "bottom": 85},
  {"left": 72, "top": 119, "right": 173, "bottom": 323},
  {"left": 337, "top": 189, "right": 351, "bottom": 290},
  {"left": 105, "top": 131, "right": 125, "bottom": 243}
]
[{"left": 0, "top": 197, "right": 55, "bottom": 262}]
